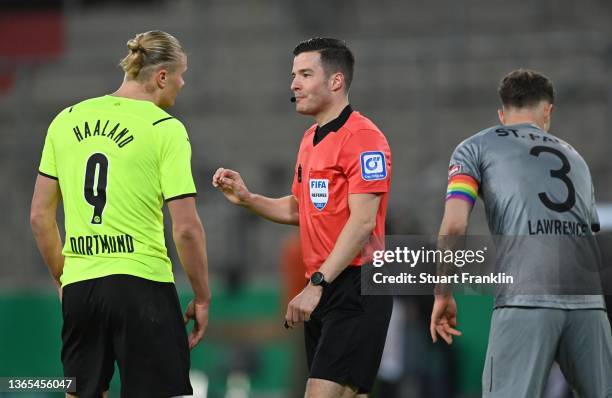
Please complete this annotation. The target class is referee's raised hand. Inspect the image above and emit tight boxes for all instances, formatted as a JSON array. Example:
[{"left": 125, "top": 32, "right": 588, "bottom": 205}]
[{"left": 212, "top": 168, "right": 252, "bottom": 206}]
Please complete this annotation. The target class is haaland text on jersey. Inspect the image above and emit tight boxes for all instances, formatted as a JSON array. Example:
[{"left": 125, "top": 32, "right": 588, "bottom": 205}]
[{"left": 72, "top": 119, "right": 135, "bottom": 148}]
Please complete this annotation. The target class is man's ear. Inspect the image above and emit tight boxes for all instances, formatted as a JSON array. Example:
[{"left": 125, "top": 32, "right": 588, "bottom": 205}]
[
  {"left": 542, "top": 103, "right": 553, "bottom": 130},
  {"left": 155, "top": 69, "right": 168, "bottom": 88},
  {"left": 497, "top": 108, "right": 505, "bottom": 125},
  {"left": 544, "top": 103, "right": 554, "bottom": 119},
  {"left": 329, "top": 72, "right": 344, "bottom": 93}
]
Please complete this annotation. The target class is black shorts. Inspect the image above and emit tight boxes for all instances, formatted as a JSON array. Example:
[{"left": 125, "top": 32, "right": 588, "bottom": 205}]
[
  {"left": 305, "top": 267, "right": 393, "bottom": 394},
  {"left": 61, "top": 274, "right": 192, "bottom": 398}
]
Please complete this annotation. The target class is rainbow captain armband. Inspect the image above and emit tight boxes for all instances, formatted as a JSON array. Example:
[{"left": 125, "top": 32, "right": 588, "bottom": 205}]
[{"left": 446, "top": 174, "right": 479, "bottom": 206}]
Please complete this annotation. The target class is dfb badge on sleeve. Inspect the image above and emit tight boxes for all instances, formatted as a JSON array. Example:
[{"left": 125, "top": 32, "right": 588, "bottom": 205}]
[{"left": 360, "top": 151, "right": 387, "bottom": 181}]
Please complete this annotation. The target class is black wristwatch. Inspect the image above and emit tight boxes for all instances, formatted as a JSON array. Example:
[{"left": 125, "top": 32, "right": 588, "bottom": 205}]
[{"left": 310, "top": 271, "right": 329, "bottom": 288}]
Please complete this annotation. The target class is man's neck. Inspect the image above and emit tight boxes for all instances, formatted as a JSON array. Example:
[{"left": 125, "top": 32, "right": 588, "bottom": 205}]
[
  {"left": 112, "top": 80, "right": 158, "bottom": 105},
  {"left": 503, "top": 115, "right": 545, "bottom": 131},
  {"left": 314, "top": 99, "right": 350, "bottom": 126}
]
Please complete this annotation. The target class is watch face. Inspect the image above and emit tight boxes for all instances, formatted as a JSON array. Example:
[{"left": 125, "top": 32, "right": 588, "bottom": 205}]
[{"left": 311, "top": 272, "right": 324, "bottom": 285}]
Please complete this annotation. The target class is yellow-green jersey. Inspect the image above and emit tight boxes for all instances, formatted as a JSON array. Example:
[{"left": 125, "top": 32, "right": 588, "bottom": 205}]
[{"left": 38, "top": 95, "right": 196, "bottom": 287}]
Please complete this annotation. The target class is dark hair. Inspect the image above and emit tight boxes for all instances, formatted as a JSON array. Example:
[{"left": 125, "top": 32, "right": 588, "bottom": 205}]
[
  {"left": 498, "top": 69, "right": 555, "bottom": 109},
  {"left": 293, "top": 37, "right": 355, "bottom": 91}
]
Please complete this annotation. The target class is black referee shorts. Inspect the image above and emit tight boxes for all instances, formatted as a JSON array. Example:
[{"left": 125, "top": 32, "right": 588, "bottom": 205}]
[
  {"left": 305, "top": 266, "right": 393, "bottom": 394},
  {"left": 61, "top": 274, "right": 192, "bottom": 398}
]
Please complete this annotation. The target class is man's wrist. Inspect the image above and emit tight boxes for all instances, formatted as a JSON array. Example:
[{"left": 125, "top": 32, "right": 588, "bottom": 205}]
[
  {"left": 194, "top": 294, "right": 211, "bottom": 306},
  {"left": 310, "top": 271, "right": 329, "bottom": 288},
  {"left": 307, "top": 282, "right": 324, "bottom": 292},
  {"left": 434, "top": 291, "right": 453, "bottom": 299},
  {"left": 240, "top": 192, "right": 256, "bottom": 208}
]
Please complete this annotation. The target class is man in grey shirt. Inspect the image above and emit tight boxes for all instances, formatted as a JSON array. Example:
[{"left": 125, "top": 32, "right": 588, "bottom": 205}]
[{"left": 430, "top": 69, "right": 612, "bottom": 397}]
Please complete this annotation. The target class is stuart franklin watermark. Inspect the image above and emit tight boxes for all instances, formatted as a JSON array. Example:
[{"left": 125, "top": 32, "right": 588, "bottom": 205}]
[
  {"left": 370, "top": 246, "right": 513, "bottom": 286},
  {"left": 361, "top": 234, "right": 612, "bottom": 295}
]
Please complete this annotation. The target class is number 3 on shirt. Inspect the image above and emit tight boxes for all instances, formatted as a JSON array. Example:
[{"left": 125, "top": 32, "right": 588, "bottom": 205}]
[
  {"left": 530, "top": 145, "right": 575, "bottom": 213},
  {"left": 84, "top": 153, "right": 108, "bottom": 224}
]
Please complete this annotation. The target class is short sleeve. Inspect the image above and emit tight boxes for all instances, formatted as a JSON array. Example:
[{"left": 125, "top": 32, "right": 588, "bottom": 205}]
[
  {"left": 590, "top": 183, "right": 600, "bottom": 233},
  {"left": 448, "top": 136, "right": 482, "bottom": 182},
  {"left": 340, "top": 129, "right": 391, "bottom": 194},
  {"left": 291, "top": 162, "right": 300, "bottom": 199},
  {"left": 39, "top": 128, "right": 58, "bottom": 180},
  {"left": 157, "top": 119, "right": 197, "bottom": 201}
]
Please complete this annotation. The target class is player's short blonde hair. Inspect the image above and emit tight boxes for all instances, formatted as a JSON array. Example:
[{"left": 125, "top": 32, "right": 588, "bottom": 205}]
[{"left": 119, "top": 30, "right": 184, "bottom": 81}]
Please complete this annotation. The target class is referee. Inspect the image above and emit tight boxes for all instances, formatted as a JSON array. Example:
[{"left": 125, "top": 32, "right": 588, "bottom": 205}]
[
  {"left": 430, "top": 69, "right": 612, "bottom": 397},
  {"left": 213, "top": 38, "right": 392, "bottom": 397},
  {"left": 30, "top": 31, "right": 210, "bottom": 397}
]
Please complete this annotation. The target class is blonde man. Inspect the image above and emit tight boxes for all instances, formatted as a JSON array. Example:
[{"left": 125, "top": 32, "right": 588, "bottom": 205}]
[{"left": 31, "top": 31, "right": 210, "bottom": 397}]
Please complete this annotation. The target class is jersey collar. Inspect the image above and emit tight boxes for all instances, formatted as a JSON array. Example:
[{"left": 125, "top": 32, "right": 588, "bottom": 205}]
[
  {"left": 313, "top": 105, "right": 353, "bottom": 146},
  {"left": 506, "top": 122, "right": 545, "bottom": 132}
]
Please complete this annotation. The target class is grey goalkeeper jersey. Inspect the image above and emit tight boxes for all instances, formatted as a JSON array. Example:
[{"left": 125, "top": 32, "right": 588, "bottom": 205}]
[{"left": 449, "top": 123, "right": 605, "bottom": 309}]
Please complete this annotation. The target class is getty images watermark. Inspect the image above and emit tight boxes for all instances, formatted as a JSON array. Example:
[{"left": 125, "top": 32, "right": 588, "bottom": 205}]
[
  {"left": 371, "top": 245, "right": 513, "bottom": 285},
  {"left": 360, "top": 235, "right": 611, "bottom": 296}
]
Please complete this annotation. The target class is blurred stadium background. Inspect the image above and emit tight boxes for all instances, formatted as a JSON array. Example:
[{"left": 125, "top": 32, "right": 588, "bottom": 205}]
[{"left": 1, "top": 0, "right": 611, "bottom": 397}]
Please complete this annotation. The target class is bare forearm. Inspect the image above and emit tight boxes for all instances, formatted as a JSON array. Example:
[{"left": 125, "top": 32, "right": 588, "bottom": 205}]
[
  {"left": 318, "top": 216, "right": 375, "bottom": 283},
  {"left": 173, "top": 223, "right": 211, "bottom": 304},
  {"left": 244, "top": 194, "right": 299, "bottom": 225},
  {"left": 31, "top": 218, "right": 64, "bottom": 285},
  {"left": 436, "top": 217, "right": 468, "bottom": 294}
]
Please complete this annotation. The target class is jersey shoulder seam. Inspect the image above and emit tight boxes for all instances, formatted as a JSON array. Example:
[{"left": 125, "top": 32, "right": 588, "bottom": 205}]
[{"left": 152, "top": 116, "right": 175, "bottom": 126}]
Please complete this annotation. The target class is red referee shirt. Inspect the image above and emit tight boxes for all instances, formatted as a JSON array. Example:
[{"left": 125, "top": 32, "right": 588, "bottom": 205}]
[{"left": 291, "top": 105, "right": 392, "bottom": 278}]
